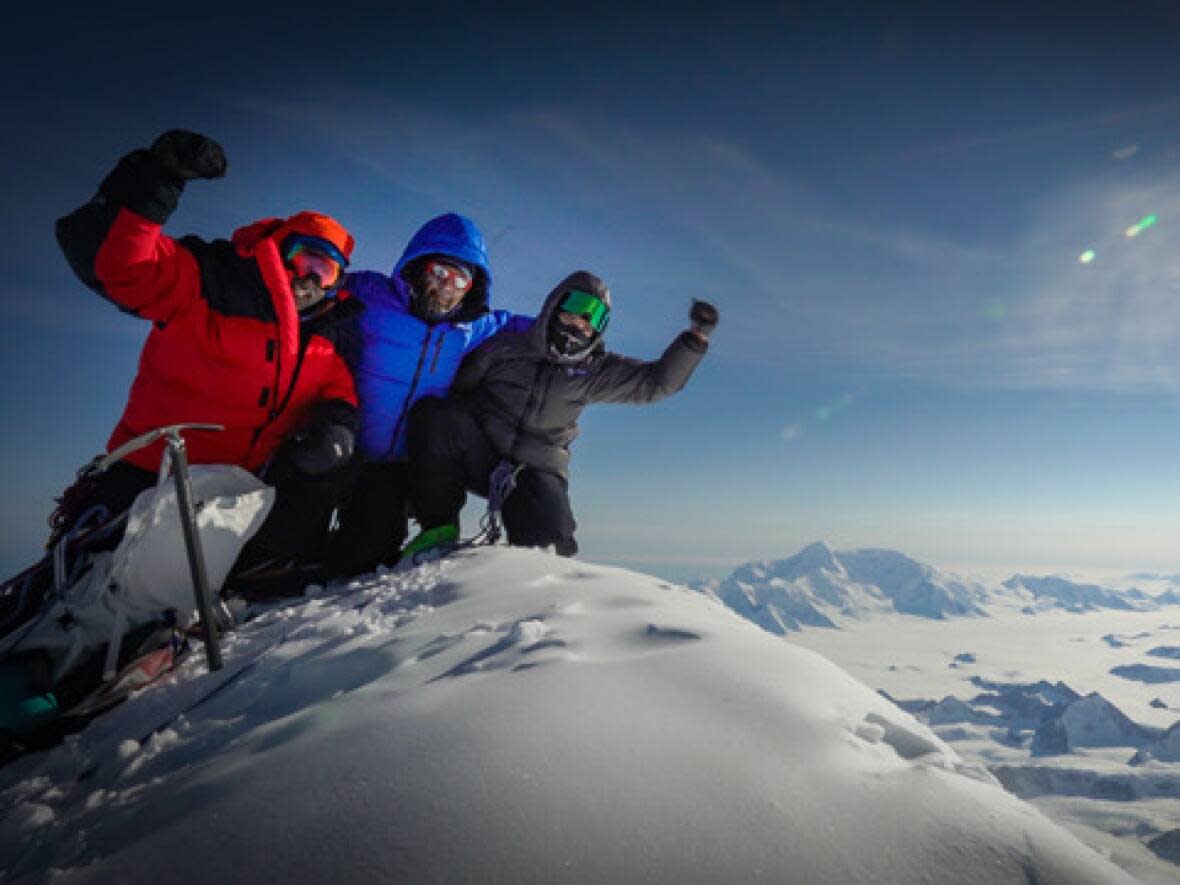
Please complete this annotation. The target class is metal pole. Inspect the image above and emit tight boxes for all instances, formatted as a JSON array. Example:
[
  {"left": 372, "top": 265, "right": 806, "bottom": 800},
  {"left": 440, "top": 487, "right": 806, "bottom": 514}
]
[{"left": 165, "top": 432, "right": 223, "bottom": 671}]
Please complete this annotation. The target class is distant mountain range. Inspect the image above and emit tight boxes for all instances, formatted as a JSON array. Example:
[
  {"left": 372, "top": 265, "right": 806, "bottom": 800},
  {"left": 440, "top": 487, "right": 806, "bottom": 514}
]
[{"left": 692, "top": 541, "right": 1180, "bottom": 634}]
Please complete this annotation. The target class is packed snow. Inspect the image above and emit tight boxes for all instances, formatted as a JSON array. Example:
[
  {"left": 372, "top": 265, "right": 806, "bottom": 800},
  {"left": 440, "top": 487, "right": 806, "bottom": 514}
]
[{"left": 0, "top": 547, "right": 1139, "bottom": 884}]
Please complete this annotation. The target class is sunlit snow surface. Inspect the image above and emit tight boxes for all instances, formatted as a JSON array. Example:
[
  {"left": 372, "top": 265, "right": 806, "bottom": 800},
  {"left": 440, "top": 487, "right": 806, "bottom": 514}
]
[{"left": 0, "top": 548, "right": 1138, "bottom": 884}]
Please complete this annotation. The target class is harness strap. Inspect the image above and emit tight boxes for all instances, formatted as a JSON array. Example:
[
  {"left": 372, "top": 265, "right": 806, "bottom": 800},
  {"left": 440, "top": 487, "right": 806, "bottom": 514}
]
[{"left": 475, "top": 460, "right": 524, "bottom": 546}]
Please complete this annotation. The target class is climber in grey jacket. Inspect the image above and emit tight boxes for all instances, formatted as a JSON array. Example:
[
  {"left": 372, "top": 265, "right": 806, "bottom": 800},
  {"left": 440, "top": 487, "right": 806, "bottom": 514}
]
[{"left": 404, "top": 270, "right": 718, "bottom": 557}]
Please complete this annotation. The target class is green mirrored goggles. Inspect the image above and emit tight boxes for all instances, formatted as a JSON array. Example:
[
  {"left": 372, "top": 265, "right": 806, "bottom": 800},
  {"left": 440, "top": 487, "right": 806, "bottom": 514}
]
[{"left": 559, "top": 289, "right": 610, "bottom": 332}]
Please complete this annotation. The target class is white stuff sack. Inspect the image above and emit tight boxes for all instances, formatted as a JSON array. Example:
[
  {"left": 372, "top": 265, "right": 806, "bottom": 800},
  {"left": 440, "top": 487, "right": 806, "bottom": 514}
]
[
  {"left": 4, "top": 465, "right": 273, "bottom": 683},
  {"left": 112, "top": 465, "right": 274, "bottom": 620}
]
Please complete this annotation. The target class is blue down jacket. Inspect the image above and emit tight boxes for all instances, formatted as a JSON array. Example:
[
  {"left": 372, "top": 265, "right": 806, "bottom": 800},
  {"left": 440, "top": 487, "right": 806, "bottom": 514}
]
[{"left": 342, "top": 213, "right": 527, "bottom": 462}]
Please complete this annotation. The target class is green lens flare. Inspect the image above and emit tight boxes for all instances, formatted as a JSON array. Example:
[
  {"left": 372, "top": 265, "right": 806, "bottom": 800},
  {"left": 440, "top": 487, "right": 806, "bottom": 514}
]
[
  {"left": 1125, "top": 214, "right": 1159, "bottom": 238},
  {"left": 1079, "top": 250, "right": 1096, "bottom": 264}
]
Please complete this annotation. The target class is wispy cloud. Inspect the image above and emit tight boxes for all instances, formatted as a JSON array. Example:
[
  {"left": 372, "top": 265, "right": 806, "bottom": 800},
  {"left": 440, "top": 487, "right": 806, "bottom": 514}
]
[
  {"left": 900, "top": 97, "right": 1180, "bottom": 160},
  {"left": 780, "top": 423, "right": 803, "bottom": 443},
  {"left": 238, "top": 95, "right": 1180, "bottom": 393}
]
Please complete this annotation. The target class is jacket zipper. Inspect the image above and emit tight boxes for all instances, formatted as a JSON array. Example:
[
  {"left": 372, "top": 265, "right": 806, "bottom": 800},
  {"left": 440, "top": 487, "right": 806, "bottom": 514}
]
[
  {"left": 385, "top": 326, "right": 436, "bottom": 458},
  {"left": 249, "top": 329, "right": 312, "bottom": 458},
  {"left": 271, "top": 329, "right": 312, "bottom": 420}
]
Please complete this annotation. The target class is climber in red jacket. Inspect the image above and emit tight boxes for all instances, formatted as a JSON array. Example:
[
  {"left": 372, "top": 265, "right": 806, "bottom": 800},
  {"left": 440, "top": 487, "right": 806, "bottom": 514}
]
[{"left": 53, "top": 129, "right": 364, "bottom": 586}]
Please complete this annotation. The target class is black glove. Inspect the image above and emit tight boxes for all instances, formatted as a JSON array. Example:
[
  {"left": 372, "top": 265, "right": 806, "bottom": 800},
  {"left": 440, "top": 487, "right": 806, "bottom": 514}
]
[
  {"left": 149, "top": 130, "right": 228, "bottom": 181},
  {"left": 98, "top": 131, "right": 226, "bottom": 224},
  {"left": 690, "top": 299, "right": 719, "bottom": 336},
  {"left": 289, "top": 423, "right": 355, "bottom": 476}
]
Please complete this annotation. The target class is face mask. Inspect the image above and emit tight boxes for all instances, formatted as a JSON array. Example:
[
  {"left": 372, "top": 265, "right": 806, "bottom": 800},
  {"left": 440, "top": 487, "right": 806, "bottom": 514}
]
[{"left": 548, "top": 312, "right": 598, "bottom": 359}]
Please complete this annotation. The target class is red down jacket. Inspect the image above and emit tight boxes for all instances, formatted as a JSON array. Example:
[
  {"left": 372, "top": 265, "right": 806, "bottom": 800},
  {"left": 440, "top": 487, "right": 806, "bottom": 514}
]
[{"left": 57, "top": 183, "right": 362, "bottom": 473}]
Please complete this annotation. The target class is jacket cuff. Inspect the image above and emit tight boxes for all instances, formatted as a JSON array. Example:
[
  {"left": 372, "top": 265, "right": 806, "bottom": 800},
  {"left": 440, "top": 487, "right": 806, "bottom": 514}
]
[{"left": 678, "top": 329, "right": 709, "bottom": 354}]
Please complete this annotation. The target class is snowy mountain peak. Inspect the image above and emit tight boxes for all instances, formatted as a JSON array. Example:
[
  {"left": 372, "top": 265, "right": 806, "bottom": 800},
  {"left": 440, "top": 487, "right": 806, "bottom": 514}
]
[
  {"left": 731, "top": 540, "right": 843, "bottom": 584},
  {"left": 1032, "top": 692, "right": 1151, "bottom": 755},
  {"left": 1131, "top": 720, "right": 1180, "bottom": 765},
  {"left": 786, "top": 539, "right": 843, "bottom": 573},
  {"left": 0, "top": 548, "right": 1138, "bottom": 884},
  {"left": 701, "top": 543, "right": 989, "bottom": 632},
  {"left": 1003, "top": 574, "right": 1151, "bottom": 613}
]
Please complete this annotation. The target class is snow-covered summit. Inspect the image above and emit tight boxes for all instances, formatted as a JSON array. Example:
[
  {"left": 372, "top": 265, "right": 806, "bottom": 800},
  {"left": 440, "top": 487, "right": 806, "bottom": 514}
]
[
  {"left": 1031, "top": 692, "right": 1153, "bottom": 756},
  {"left": 696, "top": 542, "right": 989, "bottom": 633},
  {"left": 0, "top": 548, "right": 1136, "bottom": 884},
  {"left": 1003, "top": 574, "right": 1155, "bottom": 613},
  {"left": 1131, "top": 720, "right": 1180, "bottom": 765}
]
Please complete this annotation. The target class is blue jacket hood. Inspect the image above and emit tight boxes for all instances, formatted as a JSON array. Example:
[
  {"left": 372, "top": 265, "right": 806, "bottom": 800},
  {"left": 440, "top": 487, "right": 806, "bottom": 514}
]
[{"left": 393, "top": 213, "right": 492, "bottom": 317}]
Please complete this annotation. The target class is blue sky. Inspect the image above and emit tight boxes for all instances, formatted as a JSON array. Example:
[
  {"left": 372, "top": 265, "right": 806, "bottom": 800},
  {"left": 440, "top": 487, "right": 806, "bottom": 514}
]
[{"left": 3, "top": 2, "right": 1180, "bottom": 582}]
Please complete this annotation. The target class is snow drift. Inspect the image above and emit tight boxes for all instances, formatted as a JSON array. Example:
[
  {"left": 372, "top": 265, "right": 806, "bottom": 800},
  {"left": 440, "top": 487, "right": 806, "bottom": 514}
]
[{"left": 0, "top": 548, "right": 1137, "bottom": 884}]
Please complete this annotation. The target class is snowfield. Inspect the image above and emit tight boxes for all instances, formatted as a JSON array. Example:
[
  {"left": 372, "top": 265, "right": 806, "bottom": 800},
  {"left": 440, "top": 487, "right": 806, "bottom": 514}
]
[
  {"left": 697, "top": 542, "right": 1180, "bottom": 884},
  {"left": 0, "top": 547, "right": 1139, "bottom": 884}
]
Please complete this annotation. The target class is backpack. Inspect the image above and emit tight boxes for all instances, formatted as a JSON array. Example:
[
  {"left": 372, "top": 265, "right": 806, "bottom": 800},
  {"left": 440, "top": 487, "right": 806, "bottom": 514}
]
[{"left": 2, "top": 465, "right": 272, "bottom": 686}]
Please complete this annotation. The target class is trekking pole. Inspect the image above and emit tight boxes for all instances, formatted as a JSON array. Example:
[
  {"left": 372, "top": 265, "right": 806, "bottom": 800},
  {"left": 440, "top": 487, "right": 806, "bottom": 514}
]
[{"left": 162, "top": 429, "right": 223, "bottom": 672}]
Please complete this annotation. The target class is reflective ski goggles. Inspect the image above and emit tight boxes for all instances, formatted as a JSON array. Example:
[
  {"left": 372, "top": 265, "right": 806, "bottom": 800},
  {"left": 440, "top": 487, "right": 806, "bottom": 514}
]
[
  {"left": 283, "top": 236, "right": 347, "bottom": 288},
  {"left": 423, "top": 259, "right": 474, "bottom": 294},
  {"left": 559, "top": 289, "right": 610, "bottom": 333}
]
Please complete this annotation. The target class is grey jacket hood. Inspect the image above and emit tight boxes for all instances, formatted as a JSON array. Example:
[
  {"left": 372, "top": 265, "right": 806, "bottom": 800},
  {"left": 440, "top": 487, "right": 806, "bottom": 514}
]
[{"left": 529, "top": 270, "right": 612, "bottom": 363}]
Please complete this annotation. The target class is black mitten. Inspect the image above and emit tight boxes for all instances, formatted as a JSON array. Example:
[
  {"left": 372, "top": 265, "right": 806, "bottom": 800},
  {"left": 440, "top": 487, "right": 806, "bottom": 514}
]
[
  {"left": 690, "top": 299, "right": 719, "bottom": 336},
  {"left": 289, "top": 423, "right": 355, "bottom": 476},
  {"left": 97, "top": 131, "right": 226, "bottom": 224},
  {"left": 149, "top": 130, "right": 227, "bottom": 180}
]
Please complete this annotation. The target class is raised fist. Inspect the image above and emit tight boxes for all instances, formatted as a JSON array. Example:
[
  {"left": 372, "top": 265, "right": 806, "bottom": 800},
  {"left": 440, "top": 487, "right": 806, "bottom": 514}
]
[
  {"left": 690, "top": 299, "right": 719, "bottom": 336},
  {"left": 150, "top": 129, "right": 228, "bottom": 180}
]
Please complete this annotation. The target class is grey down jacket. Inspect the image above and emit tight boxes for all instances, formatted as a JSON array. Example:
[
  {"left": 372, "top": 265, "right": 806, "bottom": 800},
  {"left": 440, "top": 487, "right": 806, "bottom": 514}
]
[{"left": 451, "top": 270, "right": 707, "bottom": 478}]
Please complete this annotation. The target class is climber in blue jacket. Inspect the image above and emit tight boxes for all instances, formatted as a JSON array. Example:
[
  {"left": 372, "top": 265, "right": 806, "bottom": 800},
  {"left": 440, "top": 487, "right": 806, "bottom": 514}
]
[{"left": 327, "top": 213, "right": 529, "bottom": 576}]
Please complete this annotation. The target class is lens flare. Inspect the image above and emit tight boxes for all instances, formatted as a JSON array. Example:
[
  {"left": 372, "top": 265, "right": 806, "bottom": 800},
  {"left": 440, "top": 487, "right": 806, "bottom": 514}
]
[
  {"left": 781, "top": 393, "right": 855, "bottom": 444},
  {"left": 1124, "top": 215, "right": 1158, "bottom": 238},
  {"left": 1078, "top": 250, "right": 1096, "bottom": 264},
  {"left": 815, "top": 393, "right": 854, "bottom": 422}
]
